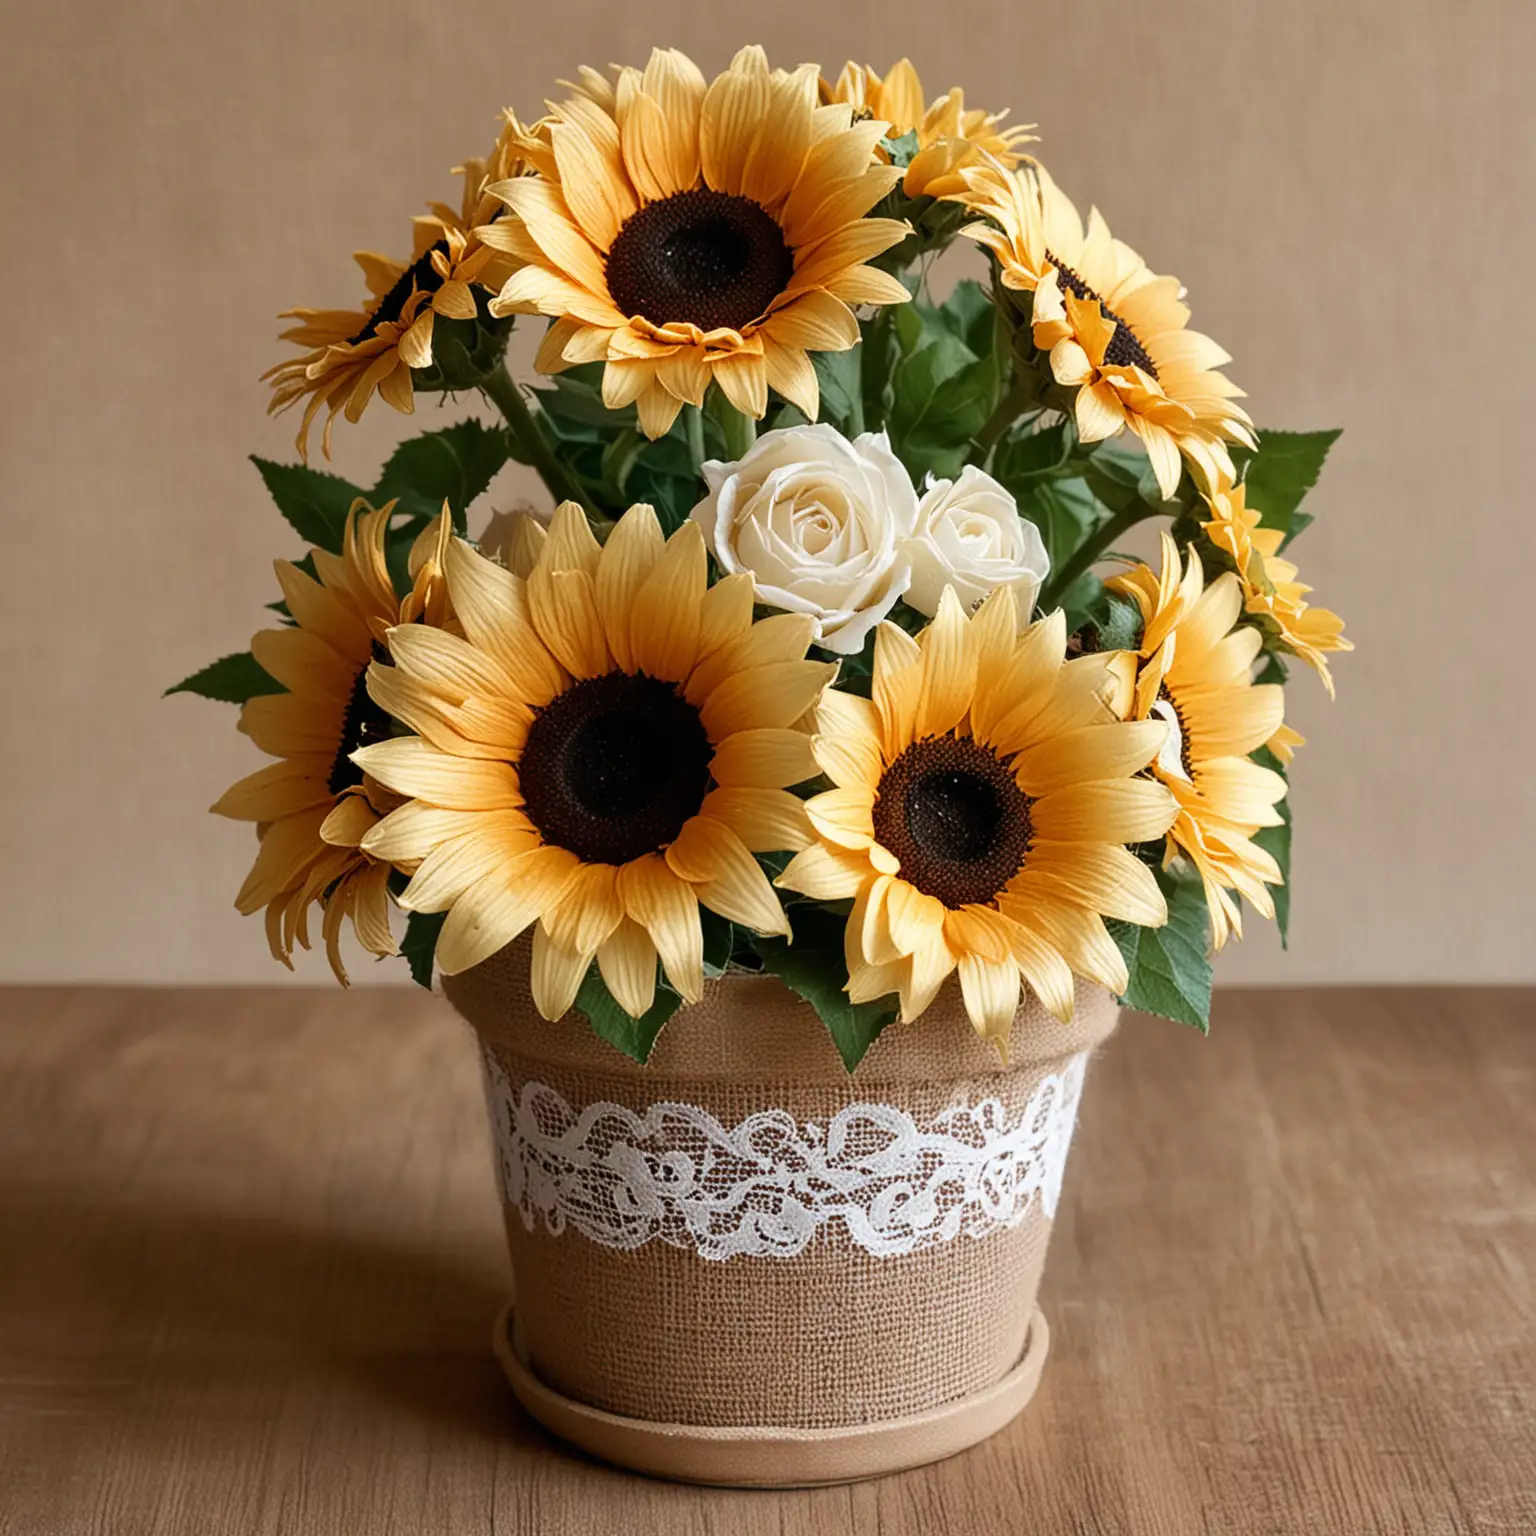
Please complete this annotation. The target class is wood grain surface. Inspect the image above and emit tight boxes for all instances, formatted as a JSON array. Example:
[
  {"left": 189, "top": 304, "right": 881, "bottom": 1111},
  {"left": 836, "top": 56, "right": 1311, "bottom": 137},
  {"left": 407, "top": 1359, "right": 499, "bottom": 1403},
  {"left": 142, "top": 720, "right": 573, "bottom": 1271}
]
[{"left": 0, "top": 986, "right": 1530, "bottom": 1535}]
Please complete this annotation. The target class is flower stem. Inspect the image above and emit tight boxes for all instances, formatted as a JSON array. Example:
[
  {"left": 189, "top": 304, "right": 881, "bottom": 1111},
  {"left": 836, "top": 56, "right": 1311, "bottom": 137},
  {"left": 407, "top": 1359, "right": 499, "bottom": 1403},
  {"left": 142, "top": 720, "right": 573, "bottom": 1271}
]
[
  {"left": 971, "top": 376, "right": 1039, "bottom": 466},
  {"left": 718, "top": 400, "right": 757, "bottom": 461},
  {"left": 479, "top": 362, "right": 595, "bottom": 516},
  {"left": 684, "top": 403, "right": 706, "bottom": 479},
  {"left": 1037, "top": 502, "right": 1154, "bottom": 614},
  {"left": 861, "top": 307, "right": 892, "bottom": 432}
]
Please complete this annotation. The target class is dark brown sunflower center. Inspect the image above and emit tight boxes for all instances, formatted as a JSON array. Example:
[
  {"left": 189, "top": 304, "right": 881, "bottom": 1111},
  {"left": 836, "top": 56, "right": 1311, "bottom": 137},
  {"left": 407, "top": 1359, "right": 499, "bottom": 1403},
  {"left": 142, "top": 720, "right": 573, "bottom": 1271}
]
[
  {"left": 518, "top": 672, "right": 713, "bottom": 865},
  {"left": 605, "top": 189, "right": 795, "bottom": 334},
  {"left": 1046, "top": 253, "right": 1159, "bottom": 379},
  {"left": 329, "top": 644, "right": 395, "bottom": 796},
  {"left": 871, "top": 736, "right": 1034, "bottom": 908},
  {"left": 347, "top": 239, "right": 449, "bottom": 346}
]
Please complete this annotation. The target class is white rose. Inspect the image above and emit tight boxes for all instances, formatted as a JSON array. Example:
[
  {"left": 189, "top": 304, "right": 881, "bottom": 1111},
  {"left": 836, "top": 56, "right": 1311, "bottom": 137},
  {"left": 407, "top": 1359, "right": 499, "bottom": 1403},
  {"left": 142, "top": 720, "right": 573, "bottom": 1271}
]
[
  {"left": 902, "top": 466, "right": 1050, "bottom": 622},
  {"left": 692, "top": 424, "right": 918, "bottom": 655}
]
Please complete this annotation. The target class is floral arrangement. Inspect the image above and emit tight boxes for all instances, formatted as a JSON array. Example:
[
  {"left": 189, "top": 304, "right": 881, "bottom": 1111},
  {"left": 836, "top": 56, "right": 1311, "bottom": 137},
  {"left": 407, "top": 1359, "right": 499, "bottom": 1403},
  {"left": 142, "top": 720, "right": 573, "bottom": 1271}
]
[{"left": 173, "top": 47, "right": 1349, "bottom": 1068}]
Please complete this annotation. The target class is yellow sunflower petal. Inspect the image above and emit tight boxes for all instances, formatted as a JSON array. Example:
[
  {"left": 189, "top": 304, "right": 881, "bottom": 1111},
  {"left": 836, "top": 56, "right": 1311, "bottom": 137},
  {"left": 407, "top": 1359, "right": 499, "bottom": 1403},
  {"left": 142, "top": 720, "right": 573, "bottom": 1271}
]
[
  {"left": 597, "top": 917, "right": 660, "bottom": 1019},
  {"left": 700, "top": 787, "right": 812, "bottom": 853},
  {"left": 618, "top": 854, "right": 705, "bottom": 1003},
  {"left": 595, "top": 502, "right": 664, "bottom": 671},
  {"left": 803, "top": 786, "right": 877, "bottom": 850},
  {"left": 530, "top": 922, "right": 593, "bottom": 1022},
  {"left": 629, "top": 520, "right": 706, "bottom": 682},
  {"left": 211, "top": 759, "right": 331, "bottom": 822},
  {"left": 351, "top": 739, "right": 522, "bottom": 810},
  {"left": 700, "top": 660, "right": 836, "bottom": 740},
  {"left": 811, "top": 687, "right": 883, "bottom": 791},
  {"left": 708, "top": 727, "right": 818, "bottom": 789},
  {"left": 665, "top": 815, "right": 789, "bottom": 936},
  {"left": 916, "top": 586, "right": 978, "bottom": 738},
  {"left": 434, "top": 846, "right": 581, "bottom": 975},
  {"left": 957, "top": 953, "right": 1022, "bottom": 1042},
  {"left": 541, "top": 860, "right": 624, "bottom": 957},
  {"left": 1014, "top": 720, "right": 1168, "bottom": 798},
  {"left": 1030, "top": 778, "right": 1178, "bottom": 844},
  {"left": 399, "top": 823, "right": 541, "bottom": 913},
  {"left": 775, "top": 842, "right": 873, "bottom": 901},
  {"left": 872, "top": 622, "right": 922, "bottom": 760},
  {"left": 527, "top": 567, "right": 613, "bottom": 679}
]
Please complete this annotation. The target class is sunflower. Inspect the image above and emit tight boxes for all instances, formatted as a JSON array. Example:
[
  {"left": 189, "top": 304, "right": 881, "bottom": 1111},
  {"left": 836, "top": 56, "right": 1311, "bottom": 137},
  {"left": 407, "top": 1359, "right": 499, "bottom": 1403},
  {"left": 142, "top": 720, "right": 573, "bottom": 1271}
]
[
  {"left": 211, "top": 504, "right": 454, "bottom": 981},
  {"left": 1105, "top": 534, "right": 1289, "bottom": 950},
  {"left": 822, "top": 59, "right": 1035, "bottom": 200},
  {"left": 264, "top": 121, "right": 525, "bottom": 461},
  {"left": 953, "top": 161, "right": 1254, "bottom": 499},
  {"left": 478, "top": 46, "right": 911, "bottom": 439},
  {"left": 775, "top": 586, "right": 1177, "bottom": 1045},
  {"left": 1203, "top": 480, "right": 1352, "bottom": 697},
  {"left": 352, "top": 503, "right": 835, "bottom": 1021}
]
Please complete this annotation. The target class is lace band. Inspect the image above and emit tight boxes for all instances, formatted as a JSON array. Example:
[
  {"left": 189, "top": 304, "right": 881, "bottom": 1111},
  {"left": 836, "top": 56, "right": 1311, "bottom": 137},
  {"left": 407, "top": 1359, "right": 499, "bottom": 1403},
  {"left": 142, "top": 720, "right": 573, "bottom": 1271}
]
[{"left": 480, "top": 1049, "right": 1088, "bottom": 1261}]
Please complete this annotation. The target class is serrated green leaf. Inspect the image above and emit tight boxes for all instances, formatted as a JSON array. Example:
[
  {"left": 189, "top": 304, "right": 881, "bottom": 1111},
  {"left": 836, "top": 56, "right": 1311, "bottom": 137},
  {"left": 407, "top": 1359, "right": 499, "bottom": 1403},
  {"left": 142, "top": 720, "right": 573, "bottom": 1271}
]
[
  {"left": 1107, "top": 869, "right": 1212, "bottom": 1031},
  {"left": 165, "top": 651, "right": 284, "bottom": 704},
  {"left": 251, "top": 457, "right": 363, "bottom": 552},
  {"left": 1250, "top": 746, "right": 1292, "bottom": 947},
  {"left": 574, "top": 970, "right": 683, "bottom": 1063},
  {"left": 372, "top": 419, "right": 509, "bottom": 533},
  {"left": 749, "top": 906, "right": 896, "bottom": 1072},
  {"left": 1242, "top": 429, "right": 1341, "bottom": 540},
  {"left": 401, "top": 910, "right": 446, "bottom": 990}
]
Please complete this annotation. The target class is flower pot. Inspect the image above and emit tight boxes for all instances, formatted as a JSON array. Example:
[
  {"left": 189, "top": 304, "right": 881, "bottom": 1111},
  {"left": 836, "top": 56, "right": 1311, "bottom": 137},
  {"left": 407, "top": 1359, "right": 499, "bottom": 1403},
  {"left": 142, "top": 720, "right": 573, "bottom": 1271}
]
[{"left": 445, "top": 941, "right": 1117, "bottom": 1487}]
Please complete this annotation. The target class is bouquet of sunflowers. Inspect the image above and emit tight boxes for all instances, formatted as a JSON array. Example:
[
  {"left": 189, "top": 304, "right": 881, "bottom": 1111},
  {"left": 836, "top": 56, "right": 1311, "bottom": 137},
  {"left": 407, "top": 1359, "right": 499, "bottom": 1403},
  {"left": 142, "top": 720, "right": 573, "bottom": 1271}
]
[{"left": 174, "top": 47, "right": 1349, "bottom": 1069}]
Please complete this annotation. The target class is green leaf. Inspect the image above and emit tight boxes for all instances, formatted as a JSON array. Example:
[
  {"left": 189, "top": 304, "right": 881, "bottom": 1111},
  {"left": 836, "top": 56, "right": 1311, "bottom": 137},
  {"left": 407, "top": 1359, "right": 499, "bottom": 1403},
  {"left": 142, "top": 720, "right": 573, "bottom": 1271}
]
[
  {"left": 1016, "top": 476, "right": 1100, "bottom": 573},
  {"left": 1107, "top": 868, "right": 1213, "bottom": 1032},
  {"left": 880, "top": 128, "right": 921, "bottom": 169},
  {"left": 574, "top": 970, "right": 683, "bottom": 1063},
  {"left": 1093, "top": 592, "right": 1144, "bottom": 653},
  {"left": 251, "top": 457, "right": 363, "bottom": 552},
  {"left": 889, "top": 351, "right": 995, "bottom": 479},
  {"left": 1251, "top": 746, "right": 1292, "bottom": 947},
  {"left": 992, "top": 420, "right": 1073, "bottom": 486},
  {"left": 400, "top": 911, "right": 446, "bottom": 990},
  {"left": 812, "top": 344, "right": 863, "bottom": 433},
  {"left": 1241, "top": 429, "right": 1341, "bottom": 541},
  {"left": 749, "top": 906, "right": 897, "bottom": 1072},
  {"left": 1252, "top": 649, "right": 1290, "bottom": 687},
  {"left": 1082, "top": 438, "right": 1171, "bottom": 512},
  {"left": 165, "top": 650, "right": 284, "bottom": 704},
  {"left": 700, "top": 909, "right": 735, "bottom": 979},
  {"left": 372, "top": 419, "right": 509, "bottom": 534},
  {"left": 919, "top": 279, "right": 995, "bottom": 357}
]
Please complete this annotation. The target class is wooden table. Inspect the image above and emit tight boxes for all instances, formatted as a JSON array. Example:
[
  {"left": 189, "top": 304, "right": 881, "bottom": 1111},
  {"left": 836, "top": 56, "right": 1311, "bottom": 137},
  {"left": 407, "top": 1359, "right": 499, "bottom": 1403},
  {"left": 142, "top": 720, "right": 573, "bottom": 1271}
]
[{"left": 0, "top": 987, "right": 1530, "bottom": 1534}]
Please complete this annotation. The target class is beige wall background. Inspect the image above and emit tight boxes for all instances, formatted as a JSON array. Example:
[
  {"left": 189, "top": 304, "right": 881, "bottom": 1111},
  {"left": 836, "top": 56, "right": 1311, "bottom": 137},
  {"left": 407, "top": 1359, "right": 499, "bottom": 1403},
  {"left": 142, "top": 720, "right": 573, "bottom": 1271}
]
[{"left": 1, "top": 0, "right": 1530, "bottom": 986}]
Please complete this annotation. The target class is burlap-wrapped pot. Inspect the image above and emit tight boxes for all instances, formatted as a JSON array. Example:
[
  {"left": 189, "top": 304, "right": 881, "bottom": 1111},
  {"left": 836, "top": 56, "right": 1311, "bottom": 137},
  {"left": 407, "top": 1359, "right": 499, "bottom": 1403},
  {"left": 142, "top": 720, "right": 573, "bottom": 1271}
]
[{"left": 446, "top": 939, "right": 1117, "bottom": 1487}]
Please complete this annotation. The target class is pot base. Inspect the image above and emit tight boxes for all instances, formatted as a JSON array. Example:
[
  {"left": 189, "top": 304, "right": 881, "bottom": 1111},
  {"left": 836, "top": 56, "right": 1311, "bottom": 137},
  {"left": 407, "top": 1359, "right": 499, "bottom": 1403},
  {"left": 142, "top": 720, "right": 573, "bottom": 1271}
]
[{"left": 492, "top": 1299, "right": 1051, "bottom": 1488}]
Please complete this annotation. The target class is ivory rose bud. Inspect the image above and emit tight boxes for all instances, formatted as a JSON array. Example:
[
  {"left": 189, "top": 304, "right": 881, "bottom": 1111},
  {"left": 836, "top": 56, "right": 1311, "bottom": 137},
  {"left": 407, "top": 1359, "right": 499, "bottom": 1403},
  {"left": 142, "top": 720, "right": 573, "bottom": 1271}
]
[
  {"left": 692, "top": 425, "right": 918, "bottom": 654},
  {"left": 901, "top": 466, "right": 1050, "bottom": 622}
]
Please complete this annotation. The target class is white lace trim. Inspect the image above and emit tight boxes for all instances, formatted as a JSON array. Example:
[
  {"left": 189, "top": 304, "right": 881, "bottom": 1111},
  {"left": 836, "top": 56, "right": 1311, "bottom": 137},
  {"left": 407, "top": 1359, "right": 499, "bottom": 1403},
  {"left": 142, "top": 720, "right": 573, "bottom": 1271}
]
[{"left": 479, "top": 1049, "right": 1088, "bottom": 1261}]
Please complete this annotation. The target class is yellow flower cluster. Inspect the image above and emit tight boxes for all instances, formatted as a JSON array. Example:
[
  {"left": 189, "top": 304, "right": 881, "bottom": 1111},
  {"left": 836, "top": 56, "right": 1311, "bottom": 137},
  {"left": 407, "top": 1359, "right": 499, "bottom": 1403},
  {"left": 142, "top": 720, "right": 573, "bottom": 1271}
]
[{"left": 216, "top": 44, "right": 1349, "bottom": 1045}]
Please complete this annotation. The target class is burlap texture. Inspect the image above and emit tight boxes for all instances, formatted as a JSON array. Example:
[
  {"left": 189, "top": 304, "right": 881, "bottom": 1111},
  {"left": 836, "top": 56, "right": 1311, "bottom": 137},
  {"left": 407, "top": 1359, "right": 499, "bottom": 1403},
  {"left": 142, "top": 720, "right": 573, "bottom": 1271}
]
[{"left": 446, "top": 940, "right": 1117, "bottom": 1430}]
